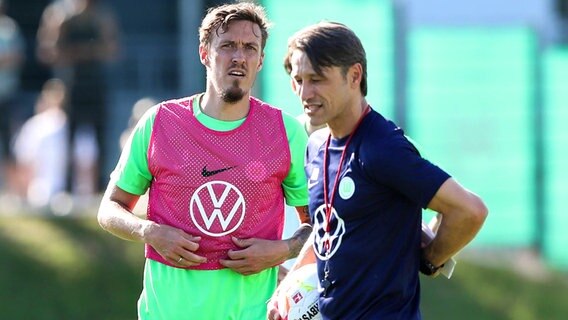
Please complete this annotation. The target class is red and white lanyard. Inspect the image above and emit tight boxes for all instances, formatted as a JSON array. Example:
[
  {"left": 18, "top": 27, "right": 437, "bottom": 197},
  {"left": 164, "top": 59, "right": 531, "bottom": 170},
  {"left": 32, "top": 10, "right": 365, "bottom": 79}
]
[{"left": 321, "top": 106, "right": 371, "bottom": 255}]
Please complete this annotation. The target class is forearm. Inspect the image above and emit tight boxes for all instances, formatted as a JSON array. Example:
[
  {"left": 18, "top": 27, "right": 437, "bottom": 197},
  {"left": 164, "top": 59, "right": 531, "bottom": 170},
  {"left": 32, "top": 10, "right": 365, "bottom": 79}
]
[
  {"left": 282, "top": 205, "right": 312, "bottom": 260},
  {"left": 98, "top": 198, "right": 155, "bottom": 243},
  {"left": 97, "top": 184, "right": 155, "bottom": 243},
  {"left": 424, "top": 200, "right": 487, "bottom": 265},
  {"left": 424, "top": 179, "right": 488, "bottom": 267},
  {"left": 283, "top": 222, "right": 312, "bottom": 260}
]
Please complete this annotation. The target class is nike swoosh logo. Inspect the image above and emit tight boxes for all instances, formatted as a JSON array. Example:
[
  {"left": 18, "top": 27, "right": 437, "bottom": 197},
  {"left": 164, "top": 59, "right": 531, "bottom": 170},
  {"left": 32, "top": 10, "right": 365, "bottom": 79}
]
[
  {"left": 308, "top": 180, "right": 319, "bottom": 189},
  {"left": 201, "top": 165, "right": 237, "bottom": 177}
]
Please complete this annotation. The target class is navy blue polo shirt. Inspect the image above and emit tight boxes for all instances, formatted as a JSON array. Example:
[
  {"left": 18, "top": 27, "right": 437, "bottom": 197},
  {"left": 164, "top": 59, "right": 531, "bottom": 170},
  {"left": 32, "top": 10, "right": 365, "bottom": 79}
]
[{"left": 305, "top": 108, "right": 450, "bottom": 319}]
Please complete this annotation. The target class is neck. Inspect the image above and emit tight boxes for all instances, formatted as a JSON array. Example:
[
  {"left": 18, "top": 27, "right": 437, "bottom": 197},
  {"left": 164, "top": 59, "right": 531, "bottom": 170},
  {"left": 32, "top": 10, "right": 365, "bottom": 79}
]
[
  {"left": 200, "top": 89, "right": 251, "bottom": 121},
  {"left": 328, "top": 99, "right": 369, "bottom": 139}
]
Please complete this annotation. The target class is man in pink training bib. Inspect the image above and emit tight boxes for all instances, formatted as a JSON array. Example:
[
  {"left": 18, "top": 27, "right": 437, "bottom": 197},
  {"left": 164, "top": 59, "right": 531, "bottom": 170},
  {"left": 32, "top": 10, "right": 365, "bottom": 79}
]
[{"left": 97, "top": 3, "right": 311, "bottom": 319}]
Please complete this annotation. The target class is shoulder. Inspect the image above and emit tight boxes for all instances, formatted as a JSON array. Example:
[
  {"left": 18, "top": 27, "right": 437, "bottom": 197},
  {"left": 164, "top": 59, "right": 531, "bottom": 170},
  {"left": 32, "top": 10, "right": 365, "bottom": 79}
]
[
  {"left": 358, "top": 111, "right": 418, "bottom": 162},
  {"left": 249, "top": 96, "right": 304, "bottom": 133},
  {"left": 141, "top": 104, "right": 159, "bottom": 120},
  {"left": 250, "top": 96, "right": 283, "bottom": 115},
  {"left": 281, "top": 111, "right": 304, "bottom": 133},
  {"left": 158, "top": 96, "right": 193, "bottom": 114},
  {"left": 363, "top": 110, "right": 398, "bottom": 136},
  {"left": 161, "top": 96, "right": 192, "bottom": 106},
  {"left": 364, "top": 110, "right": 408, "bottom": 142},
  {"left": 132, "top": 104, "right": 159, "bottom": 135}
]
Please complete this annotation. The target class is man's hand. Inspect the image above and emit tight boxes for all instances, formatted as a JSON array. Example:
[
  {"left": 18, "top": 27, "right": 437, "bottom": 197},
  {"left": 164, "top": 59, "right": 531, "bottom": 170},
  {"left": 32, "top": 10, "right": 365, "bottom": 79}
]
[
  {"left": 266, "top": 293, "right": 284, "bottom": 320},
  {"left": 145, "top": 223, "right": 207, "bottom": 267},
  {"left": 219, "top": 237, "right": 289, "bottom": 275}
]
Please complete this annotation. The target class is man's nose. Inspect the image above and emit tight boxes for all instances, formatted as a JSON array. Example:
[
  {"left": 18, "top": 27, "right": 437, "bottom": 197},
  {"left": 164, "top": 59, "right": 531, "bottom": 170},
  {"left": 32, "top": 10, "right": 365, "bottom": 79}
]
[
  {"left": 299, "top": 83, "right": 314, "bottom": 101},
  {"left": 232, "top": 48, "right": 246, "bottom": 64}
]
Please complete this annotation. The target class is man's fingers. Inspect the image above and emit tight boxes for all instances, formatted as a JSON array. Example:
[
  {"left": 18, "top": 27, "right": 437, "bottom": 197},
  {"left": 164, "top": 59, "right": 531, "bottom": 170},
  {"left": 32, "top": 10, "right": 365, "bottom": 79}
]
[
  {"left": 231, "top": 236, "right": 252, "bottom": 248},
  {"left": 225, "top": 237, "right": 256, "bottom": 259},
  {"left": 267, "top": 297, "right": 283, "bottom": 320},
  {"left": 219, "top": 257, "right": 244, "bottom": 269},
  {"left": 226, "top": 246, "right": 247, "bottom": 260},
  {"left": 156, "top": 231, "right": 206, "bottom": 266},
  {"left": 181, "top": 235, "right": 202, "bottom": 252},
  {"left": 219, "top": 258, "right": 258, "bottom": 275},
  {"left": 176, "top": 251, "right": 207, "bottom": 266}
]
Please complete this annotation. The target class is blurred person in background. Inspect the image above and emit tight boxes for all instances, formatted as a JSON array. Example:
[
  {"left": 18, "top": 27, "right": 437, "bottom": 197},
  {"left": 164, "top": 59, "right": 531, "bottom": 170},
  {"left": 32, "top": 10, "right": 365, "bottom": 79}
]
[
  {"left": 37, "top": 0, "right": 119, "bottom": 198},
  {"left": 0, "top": 0, "right": 24, "bottom": 197},
  {"left": 13, "top": 78, "right": 68, "bottom": 210},
  {"left": 98, "top": 3, "right": 311, "bottom": 319},
  {"left": 119, "top": 97, "right": 156, "bottom": 150},
  {"left": 36, "top": 0, "right": 79, "bottom": 81}
]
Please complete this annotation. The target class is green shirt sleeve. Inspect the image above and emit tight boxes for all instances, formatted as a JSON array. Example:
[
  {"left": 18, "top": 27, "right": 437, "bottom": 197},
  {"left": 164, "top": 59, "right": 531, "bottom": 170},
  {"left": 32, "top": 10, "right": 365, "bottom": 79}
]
[
  {"left": 112, "top": 106, "right": 157, "bottom": 195},
  {"left": 281, "top": 112, "right": 309, "bottom": 207}
]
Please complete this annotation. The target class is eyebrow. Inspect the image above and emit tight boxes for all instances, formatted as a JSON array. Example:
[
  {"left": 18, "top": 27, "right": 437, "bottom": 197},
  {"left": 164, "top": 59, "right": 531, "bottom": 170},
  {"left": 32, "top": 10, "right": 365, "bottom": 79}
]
[
  {"left": 292, "top": 68, "right": 322, "bottom": 78},
  {"left": 219, "top": 39, "right": 260, "bottom": 47}
]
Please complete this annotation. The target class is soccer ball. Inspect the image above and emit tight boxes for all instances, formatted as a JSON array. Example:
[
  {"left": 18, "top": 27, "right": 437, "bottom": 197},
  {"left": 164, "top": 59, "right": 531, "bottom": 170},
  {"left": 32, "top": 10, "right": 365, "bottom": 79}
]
[{"left": 277, "top": 263, "right": 322, "bottom": 320}]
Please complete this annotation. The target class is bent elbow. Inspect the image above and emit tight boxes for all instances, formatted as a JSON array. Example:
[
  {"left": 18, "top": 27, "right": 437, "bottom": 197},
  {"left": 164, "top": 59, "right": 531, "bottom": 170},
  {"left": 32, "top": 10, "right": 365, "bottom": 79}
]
[
  {"left": 97, "top": 209, "right": 108, "bottom": 230},
  {"left": 470, "top": 196, "right": 488, "bottom": 227},
  {"left": 96, "top": 200, "right": 112, "bottom": 231}
]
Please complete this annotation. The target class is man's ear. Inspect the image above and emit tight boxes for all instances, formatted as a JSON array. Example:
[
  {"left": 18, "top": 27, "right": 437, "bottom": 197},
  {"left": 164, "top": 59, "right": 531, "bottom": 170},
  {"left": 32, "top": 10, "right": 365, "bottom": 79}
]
[
  {"left": 257, "top": 52, "right": 265, "bottom": 71},
  {"left": 290, "top": 78, "right": 300, "bottom": 95},
  {"left": 290, "top": 78, "right": 296, "bottom": 91},
  {"left": 349, "top": 63, "right": 363, "bottom": 89},
  {"left": 199, "top": 45, "right": 208, "bottom": 65}
]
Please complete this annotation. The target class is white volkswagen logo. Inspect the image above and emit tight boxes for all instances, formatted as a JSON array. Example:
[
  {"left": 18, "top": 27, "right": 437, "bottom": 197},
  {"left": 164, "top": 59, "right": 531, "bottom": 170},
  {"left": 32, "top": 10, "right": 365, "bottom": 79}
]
[
  {"left": 189, "top": 181, "right": 246, "bottom": 237},
  {"left": 312, "top": 203, "right": 345, "bottom": 260}
]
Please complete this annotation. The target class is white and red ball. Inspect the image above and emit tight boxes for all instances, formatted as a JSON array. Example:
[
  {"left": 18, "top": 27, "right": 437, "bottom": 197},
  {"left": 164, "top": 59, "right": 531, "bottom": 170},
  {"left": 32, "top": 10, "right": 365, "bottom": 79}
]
[{"left": 277, "top": 263, "right": 322, "bottom": 320}]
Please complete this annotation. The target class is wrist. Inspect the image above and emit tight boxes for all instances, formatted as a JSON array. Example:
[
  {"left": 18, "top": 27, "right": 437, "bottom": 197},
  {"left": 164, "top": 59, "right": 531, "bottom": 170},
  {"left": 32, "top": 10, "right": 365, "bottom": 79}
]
[
  {"left": 140, "top": 220, "right": 159, "bottom": 243},
  {"left": 420, "top": 253, "right": 444, "bottom": 276}
]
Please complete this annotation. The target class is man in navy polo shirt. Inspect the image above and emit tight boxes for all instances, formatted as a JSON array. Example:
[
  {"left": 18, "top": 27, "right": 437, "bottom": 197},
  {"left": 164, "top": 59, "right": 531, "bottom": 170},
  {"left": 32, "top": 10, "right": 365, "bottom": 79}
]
[{"left": 268, "top": 21, "right": 488, "bottom": 320}]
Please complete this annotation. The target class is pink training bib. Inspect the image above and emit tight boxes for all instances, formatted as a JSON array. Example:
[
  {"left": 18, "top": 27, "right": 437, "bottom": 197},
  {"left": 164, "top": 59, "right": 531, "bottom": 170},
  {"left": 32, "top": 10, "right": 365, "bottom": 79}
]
[{"left": 146, "top": 95, "right": 290, "bottom": 270}]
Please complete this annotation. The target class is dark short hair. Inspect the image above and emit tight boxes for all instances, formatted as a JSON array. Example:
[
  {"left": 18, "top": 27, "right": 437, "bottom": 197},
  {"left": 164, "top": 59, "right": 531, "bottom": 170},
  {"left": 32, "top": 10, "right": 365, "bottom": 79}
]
[
  {"left": 199, "top": 2, "right": 271, "bottom": 51},
  {"left": 284, "top": 21, "right": 367, "bottom": 96}
]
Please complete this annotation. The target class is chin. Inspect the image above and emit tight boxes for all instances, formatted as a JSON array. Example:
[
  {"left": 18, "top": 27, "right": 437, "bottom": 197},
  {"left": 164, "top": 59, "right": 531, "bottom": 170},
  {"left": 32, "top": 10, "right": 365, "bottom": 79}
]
[
  {"left": 305, "top": 113, "right": 322, "bottom": 125},
  {"left": 221, "top": 88, "right": 246, "bottom": 103},
  {"left": 310, "top": 121, "right": 326, "bottom": 130}
]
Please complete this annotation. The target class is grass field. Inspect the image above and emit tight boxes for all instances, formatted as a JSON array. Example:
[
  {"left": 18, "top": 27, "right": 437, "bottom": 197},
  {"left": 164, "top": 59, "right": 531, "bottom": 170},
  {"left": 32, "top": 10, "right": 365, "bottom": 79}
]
[{"left": 1, "top": 215, "right": 567, "bottom": 320}]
